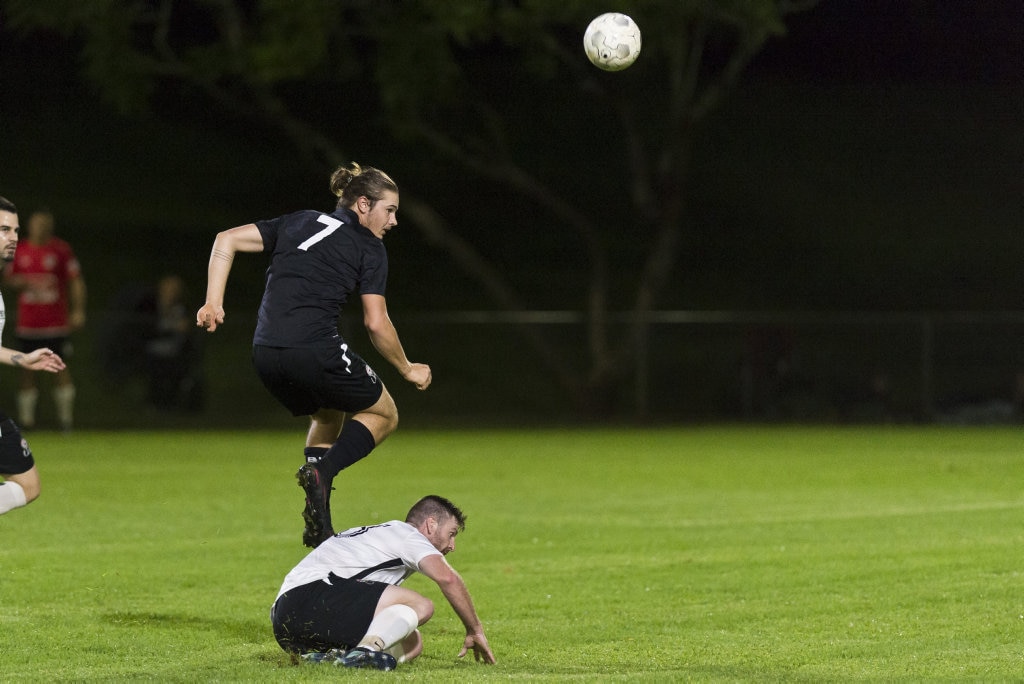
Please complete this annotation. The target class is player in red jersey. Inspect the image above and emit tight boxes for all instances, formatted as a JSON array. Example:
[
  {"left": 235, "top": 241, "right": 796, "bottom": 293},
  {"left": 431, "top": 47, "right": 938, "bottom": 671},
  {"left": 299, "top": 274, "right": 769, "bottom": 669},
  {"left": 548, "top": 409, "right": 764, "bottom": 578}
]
[{"left": 3, "top": 209, "right": 86, "bottom": 430}]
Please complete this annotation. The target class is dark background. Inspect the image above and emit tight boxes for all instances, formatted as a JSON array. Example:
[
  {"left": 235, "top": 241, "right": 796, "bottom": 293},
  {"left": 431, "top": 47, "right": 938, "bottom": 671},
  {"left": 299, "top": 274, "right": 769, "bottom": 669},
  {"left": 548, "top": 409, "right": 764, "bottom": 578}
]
[{"left": 0, "top": 1, "right": 1021, "bottom": 427}]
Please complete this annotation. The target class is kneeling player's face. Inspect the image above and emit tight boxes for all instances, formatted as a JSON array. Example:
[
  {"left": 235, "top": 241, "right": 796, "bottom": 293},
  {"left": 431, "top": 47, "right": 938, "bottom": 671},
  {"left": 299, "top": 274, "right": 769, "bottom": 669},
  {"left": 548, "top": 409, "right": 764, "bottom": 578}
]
[
  {"left": 360, "top": 191, "right": 399, "bottom": 240},
  {"left": 428, "top": 516, "right": 460, "bottom": 556}
]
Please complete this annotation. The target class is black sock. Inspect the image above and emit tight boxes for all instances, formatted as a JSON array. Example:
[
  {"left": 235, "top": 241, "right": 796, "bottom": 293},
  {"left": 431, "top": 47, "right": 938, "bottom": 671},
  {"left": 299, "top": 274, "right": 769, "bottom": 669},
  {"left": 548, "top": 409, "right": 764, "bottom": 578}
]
[
  {"left": 304, "top": 446, "right": 328, "bottom": 464},
  {"left": 321, "top": 420, "right": 376, "bottom": 479}
]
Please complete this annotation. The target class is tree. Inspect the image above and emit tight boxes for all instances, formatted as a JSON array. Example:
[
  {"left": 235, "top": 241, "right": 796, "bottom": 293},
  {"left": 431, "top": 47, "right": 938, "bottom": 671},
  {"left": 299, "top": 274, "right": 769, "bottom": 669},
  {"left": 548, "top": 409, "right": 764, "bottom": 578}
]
[{"left": 4, "top": 0, "right": 820, "bottom": 417}]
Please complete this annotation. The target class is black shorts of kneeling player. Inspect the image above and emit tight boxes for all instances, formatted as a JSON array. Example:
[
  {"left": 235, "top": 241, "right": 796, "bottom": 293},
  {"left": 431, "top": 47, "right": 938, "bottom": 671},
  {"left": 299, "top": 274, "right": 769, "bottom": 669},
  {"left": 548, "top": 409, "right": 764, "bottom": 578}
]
[{"left": 270, "top": 573, "right": 388, "bottom": 654}]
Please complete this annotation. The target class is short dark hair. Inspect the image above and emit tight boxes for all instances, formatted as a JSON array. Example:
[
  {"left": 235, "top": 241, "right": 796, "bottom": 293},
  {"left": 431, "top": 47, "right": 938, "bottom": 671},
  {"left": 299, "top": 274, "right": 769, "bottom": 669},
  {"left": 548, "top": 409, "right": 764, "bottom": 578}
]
[
  {"left": 0, "top": 196, "right": 17, "bottom": 214},
  {"left": 406, "top": 495, "right": 467, "bottom": 532}
]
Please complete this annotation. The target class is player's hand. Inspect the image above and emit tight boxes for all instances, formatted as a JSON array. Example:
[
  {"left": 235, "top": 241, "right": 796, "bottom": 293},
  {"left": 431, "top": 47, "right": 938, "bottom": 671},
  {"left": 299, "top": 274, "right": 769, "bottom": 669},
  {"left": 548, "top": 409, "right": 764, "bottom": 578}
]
[
  {"left": 16, "top": 348, "right": 66, "bottom": 373},
  {"left": 404, "top": 363, "right": 432, "bottom": 390},
  {"left": 196, "top": 304, "right": 225, "bottom": 332},
  {"left": 69, "top": 310, "right": 86, "bottom": 331},
  {"left": 458, "top": 632, "right": 495, "bottom": 664}
]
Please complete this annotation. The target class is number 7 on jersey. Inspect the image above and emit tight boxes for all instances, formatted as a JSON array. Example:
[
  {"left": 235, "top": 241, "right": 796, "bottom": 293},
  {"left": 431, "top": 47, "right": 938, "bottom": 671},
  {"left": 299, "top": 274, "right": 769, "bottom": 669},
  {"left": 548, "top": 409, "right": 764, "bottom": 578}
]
[{"left": 298, "top": 215, "right": 342, "bottom": 251}]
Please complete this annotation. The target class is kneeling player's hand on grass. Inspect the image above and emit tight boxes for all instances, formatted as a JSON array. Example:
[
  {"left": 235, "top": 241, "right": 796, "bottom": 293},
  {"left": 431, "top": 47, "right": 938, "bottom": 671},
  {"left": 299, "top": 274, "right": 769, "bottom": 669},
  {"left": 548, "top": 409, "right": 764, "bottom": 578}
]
[{"left": 458, "top": 632, "right": 495, "bottom": 664}]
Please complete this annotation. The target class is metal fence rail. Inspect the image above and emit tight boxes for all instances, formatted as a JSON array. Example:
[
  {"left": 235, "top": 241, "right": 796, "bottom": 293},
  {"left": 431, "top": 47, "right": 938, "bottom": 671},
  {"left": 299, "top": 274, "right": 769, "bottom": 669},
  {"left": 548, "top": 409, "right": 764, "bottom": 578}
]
[{"left": 402, "top": 310, "right": 1024, "bottom": 423}]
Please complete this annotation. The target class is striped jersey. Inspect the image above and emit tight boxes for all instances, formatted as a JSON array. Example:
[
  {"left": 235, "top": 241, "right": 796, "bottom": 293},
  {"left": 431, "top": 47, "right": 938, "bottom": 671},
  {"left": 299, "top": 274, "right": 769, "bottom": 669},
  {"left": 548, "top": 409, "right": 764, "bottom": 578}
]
[{"left": 276, "top": 521, "right": 440, "bottom": 598}]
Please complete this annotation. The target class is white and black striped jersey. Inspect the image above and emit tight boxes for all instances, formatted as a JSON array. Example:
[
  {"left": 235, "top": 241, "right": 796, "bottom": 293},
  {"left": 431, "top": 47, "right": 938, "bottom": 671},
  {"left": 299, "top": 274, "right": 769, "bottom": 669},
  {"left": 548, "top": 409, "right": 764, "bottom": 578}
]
[{"left": 276, "top": 521, "right": 440, "bottom": 599}]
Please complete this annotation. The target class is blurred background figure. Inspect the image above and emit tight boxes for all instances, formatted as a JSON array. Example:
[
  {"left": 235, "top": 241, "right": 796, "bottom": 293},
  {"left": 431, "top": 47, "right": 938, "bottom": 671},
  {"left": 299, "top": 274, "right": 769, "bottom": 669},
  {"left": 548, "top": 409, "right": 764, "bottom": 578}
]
[
  {"left": 143, "top": 274, "right": 204, "bottom": 411},
  {"left": 3, "top": 208, "right": 85, "bottom": 430},
  {"left": 95, "top": 274, "right": 205, "bottom": 413}
]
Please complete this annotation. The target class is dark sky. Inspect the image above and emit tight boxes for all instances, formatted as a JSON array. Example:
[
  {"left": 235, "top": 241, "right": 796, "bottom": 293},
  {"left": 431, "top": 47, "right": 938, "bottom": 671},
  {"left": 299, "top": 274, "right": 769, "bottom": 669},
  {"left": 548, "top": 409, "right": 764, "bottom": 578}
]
[
  {"left": 753, "top": 0, "right": 1021, "bottom": 85},
  {"left": 0, "top": 0, "right": 1020, "bottom": 310}
]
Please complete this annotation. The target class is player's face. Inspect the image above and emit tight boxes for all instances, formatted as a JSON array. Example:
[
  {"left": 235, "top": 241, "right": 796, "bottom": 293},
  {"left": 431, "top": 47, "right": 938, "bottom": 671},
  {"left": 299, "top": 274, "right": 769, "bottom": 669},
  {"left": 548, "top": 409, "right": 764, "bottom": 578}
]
[
  {"left": 27, "top": 212, "right": 54, "bottom": 242},
  {"left": 427, "top": 516, "right": 460, "bottom": 556},
  {"left": 357, "top": 191, "right": 399, "bottom": 240},
  {"left": 0, "top": 211, "right": 20, "bottom": 263}
]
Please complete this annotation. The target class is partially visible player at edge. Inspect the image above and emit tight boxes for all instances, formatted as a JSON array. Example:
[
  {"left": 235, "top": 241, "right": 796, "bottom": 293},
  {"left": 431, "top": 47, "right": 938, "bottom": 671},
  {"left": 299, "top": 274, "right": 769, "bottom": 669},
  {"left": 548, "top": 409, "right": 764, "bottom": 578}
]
[
  {"left": 196, "top": 163, "right": 431, "bottom": 547},
  {"left": 4, "top": 207, "right": 85, "bottom": 431},
  {"left": 0, "top": 197, "right": 67, "bottom": 515}
]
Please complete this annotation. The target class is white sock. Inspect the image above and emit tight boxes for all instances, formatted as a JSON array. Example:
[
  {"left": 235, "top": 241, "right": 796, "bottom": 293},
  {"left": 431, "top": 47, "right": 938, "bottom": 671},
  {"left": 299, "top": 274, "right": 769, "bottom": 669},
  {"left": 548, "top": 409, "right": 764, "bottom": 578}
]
[
  {"left": 384, "top": 630, "right": 419, "bottom": 664},
  {"left": 0, "top": 481, "right": 27, "bottom": 514},
  {"left": 358, "top": 604, "right": 419, "bottom": 652},
  {"left": 54, "top": 384, "right": 75, "bottom": 429},
  {"left": 17, "top": 388, "right": 38, "bottom": 427}
]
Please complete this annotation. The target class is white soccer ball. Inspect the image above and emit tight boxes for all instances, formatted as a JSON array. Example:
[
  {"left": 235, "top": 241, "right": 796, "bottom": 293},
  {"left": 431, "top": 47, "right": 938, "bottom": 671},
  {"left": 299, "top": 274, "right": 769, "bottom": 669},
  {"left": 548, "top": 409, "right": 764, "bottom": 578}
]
[{"left": 583, "top": 13, "right": 642, "bottom": 72}]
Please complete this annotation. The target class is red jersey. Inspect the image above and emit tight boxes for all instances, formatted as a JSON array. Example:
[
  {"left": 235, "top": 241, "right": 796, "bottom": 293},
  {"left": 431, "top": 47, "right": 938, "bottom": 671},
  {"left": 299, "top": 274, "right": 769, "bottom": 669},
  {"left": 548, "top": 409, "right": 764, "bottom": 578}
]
[{"left": 10, "top": 237, "right": 82, "bottom": 338}]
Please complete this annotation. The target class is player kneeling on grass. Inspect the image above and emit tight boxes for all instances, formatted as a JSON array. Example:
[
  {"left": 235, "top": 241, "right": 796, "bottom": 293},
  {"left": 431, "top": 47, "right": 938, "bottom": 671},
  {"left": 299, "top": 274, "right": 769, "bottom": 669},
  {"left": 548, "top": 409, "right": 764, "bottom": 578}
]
[{"left": 270, "top": 495, "right": 496, "bottom": 670}]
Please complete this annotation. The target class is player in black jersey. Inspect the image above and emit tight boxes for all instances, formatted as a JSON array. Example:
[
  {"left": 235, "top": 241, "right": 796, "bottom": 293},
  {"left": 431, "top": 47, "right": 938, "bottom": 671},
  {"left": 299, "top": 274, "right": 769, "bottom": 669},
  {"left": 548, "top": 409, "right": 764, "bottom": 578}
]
[{"left": 197, "top": 163, "right": 431, "bottom": 547}]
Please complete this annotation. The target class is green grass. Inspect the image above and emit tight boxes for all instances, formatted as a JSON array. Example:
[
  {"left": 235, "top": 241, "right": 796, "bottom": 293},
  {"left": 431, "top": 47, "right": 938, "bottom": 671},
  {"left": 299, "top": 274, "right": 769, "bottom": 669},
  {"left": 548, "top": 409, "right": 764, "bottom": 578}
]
[{"left": 2, "top": 426, "right": 1022, "bottom": 681}]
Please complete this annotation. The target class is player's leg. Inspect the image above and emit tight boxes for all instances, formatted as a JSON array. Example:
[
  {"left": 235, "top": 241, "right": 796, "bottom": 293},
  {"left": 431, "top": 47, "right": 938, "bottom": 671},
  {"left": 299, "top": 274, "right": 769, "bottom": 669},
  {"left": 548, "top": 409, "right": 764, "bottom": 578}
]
[
  {"left": 341, "top": 584, "right": 429, "bottom": 669},
  {"left": 306, "top": 409, "right": 345, "bottom": 450},
  {"left": 290, "top": 344, "right": 395, "bottom": 547},
  {"left": 53, "top": 367, "right": 75, "bottom": 431},
  {"left": 251, "top": 345, "right": 339, "bottom": 546},
  {"left": 4, "top": 466, "right": 41, "bottom": 503},
  {"left": 350, "top": 386, "right": 399, "bottom": 444},
  {"left": 16, "top": 367, "right": 38, "bottom": 429},
  {"left": 385, "top": 629, "right": 423, "bottom": 664},
  {"left": 322, "top": 387, "right": 398, "bottom": 472},
  {"left": 298, "top": 390, "right": 398, "bottom": 545},
  {"left": 0, "top": 418, "right": 39, "bottom": 514},
  {"left": 296, "top": 408, "right": 345, "bottom": 547}
]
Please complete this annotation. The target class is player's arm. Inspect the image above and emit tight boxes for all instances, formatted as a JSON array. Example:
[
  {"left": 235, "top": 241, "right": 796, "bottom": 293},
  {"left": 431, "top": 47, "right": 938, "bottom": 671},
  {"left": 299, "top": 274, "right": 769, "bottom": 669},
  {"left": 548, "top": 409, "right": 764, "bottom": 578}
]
[
  {"left": 360, "top": 293, "right": 431, "bottom": 390},
  {"left": 418, "top": 553, "right": 496, "bottom": 664},
  {"left": 196, "top": 223, "right": 264, "bottom": 332},
  {"left": 68, "top": 273, "right": 87, "bottom": 330},
  {"left": 0, "top": 346, "right": 65, "bottom": 373}
]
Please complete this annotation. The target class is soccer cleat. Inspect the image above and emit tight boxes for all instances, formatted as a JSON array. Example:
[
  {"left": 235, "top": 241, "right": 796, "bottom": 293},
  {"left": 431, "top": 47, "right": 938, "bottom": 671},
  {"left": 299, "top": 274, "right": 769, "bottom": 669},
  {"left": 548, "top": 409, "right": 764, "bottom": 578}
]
[
  {"left": 300, "top": 649, "right": 345, "bottom": 664},
  {"left": 296, "top": 462, "right": 335, "bottom": 548},
  {"left": 336, "top": 647, "right": 397, "bottom": 671}
]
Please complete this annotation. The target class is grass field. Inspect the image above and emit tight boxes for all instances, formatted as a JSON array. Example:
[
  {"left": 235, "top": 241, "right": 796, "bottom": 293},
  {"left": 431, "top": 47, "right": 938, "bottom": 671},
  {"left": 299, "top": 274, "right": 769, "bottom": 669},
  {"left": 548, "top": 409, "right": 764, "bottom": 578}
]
[{"left": 2, "top": 426, "right": 1021, "bottom": 681}]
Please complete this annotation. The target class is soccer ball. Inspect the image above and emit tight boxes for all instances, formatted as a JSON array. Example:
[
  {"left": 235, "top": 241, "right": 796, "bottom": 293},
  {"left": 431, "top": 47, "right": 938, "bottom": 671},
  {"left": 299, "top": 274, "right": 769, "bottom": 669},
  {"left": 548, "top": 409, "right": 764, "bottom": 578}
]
[{"left": 583, "top": 13, "right": 642, "bottom": 72}]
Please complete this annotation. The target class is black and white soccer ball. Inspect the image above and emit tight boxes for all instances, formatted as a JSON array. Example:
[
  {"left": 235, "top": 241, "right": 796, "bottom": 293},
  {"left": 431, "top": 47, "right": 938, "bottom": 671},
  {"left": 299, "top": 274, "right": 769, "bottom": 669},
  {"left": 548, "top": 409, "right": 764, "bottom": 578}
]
[{"left": 583, "top": 13, "right": 642, "bottom": 72}]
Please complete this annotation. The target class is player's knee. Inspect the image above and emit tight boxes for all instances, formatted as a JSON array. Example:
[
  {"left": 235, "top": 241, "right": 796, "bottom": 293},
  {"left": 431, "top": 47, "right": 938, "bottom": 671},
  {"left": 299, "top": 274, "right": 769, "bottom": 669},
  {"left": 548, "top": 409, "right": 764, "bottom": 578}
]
[
  {"left": 410, "top": 595, "right": 434, "bottom": 624},
  {"left": 19, "top": 478, "right": 40, "bottom": 503}
]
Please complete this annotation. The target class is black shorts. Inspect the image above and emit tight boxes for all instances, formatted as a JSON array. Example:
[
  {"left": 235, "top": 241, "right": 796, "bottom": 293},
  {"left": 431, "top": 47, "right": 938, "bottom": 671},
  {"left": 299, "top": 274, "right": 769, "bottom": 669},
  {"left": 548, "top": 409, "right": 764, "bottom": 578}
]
[
  {"left": 17, "top": 335, "right": 71, "bottom": 358},
  {"left": 0, "top": 414, "right": 34, "bottom": 475},
  {"left": 252, "top": 344, "right": 384, "bottom": 417},
  {"left": 270, "top": 573, "right": 389, "bottom": 654}
]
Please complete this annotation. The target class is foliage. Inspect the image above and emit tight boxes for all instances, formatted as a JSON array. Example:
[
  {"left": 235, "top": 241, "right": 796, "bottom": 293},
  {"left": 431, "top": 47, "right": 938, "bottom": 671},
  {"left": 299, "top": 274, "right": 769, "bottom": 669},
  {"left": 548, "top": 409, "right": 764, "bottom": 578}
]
[
  {"left": 2, "top": 427, "right": 1022, "bottom": 679},
  {"left": 2, "top": 0, "right": 820, "bottom": 415}
]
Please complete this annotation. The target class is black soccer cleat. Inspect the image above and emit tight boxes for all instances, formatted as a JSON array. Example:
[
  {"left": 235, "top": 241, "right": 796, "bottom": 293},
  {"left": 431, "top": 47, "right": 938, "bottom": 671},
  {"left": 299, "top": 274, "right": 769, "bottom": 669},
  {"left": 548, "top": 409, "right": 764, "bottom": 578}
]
[
  {"left": 336, "top": 647, "right": 397, "bottom": 671},
  {"left": 299, "top": 649, "right": 345, "bottom": 664},
  {"left": 296, "top": 462, "right": 335, "bottom": 548}
]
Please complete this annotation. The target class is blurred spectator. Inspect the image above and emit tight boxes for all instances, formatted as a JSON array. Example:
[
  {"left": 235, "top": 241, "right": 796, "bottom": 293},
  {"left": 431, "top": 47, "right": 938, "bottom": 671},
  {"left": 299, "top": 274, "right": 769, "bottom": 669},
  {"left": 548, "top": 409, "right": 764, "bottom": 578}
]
[
  {"left": 144, "top": 275, "right": 204, "bottom": 411},
  {"left": 96, "top": 275, "right": 204, "bottom": 412}
]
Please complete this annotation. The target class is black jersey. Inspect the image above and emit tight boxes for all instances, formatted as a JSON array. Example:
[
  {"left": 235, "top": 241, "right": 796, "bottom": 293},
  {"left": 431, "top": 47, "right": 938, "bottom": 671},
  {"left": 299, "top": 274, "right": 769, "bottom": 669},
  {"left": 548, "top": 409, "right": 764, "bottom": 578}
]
[{"left": 252, "top": 207, "right": 388, "bottom": 348}]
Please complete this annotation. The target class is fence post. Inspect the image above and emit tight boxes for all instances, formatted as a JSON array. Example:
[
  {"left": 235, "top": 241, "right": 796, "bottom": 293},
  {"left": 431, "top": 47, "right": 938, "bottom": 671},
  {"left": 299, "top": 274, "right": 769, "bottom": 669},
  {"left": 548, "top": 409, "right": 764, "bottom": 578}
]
[
  {"left": 920, "top": 314, "right": 934, "bottom": 420},
  {"left": 634, "top": 316, "right": 650, "bottom": 419}
]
